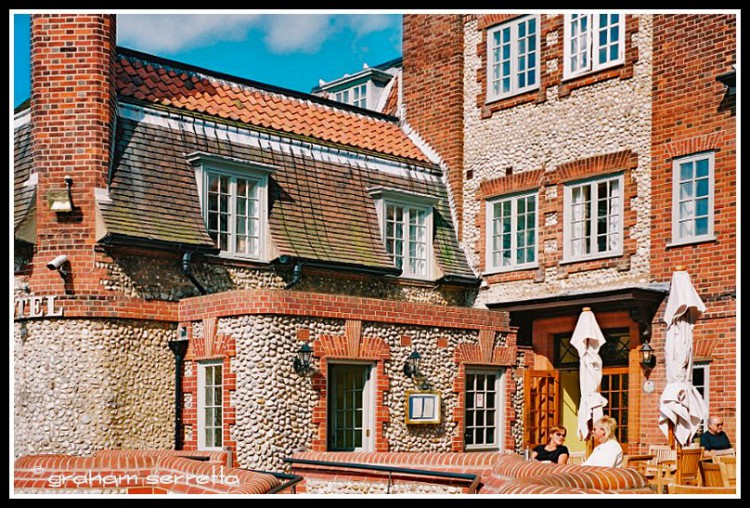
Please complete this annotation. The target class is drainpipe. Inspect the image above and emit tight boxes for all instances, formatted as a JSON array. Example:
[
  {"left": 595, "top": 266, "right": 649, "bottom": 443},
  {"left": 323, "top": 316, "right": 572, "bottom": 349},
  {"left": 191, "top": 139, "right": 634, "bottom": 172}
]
[
  {"left": 181, "top": 252, "right": 207, "bottom": 295},
  {"left": 168, "top": 338, "right": 189, "bottom": 450},
  {"left": 284, "top": 262, "right": 303, "bottom": 290}
]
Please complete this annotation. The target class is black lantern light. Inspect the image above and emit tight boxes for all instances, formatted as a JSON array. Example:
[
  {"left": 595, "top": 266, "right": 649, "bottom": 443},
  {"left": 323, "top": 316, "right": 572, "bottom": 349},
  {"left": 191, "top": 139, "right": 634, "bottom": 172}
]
[
  {"left": 403, "top": 349, "right": 430, "bottom": 390},
  {"left": 293, "top": 342, "right": 314, "bottom": 377},
  {"left": 640, "top": 341, "right": 656, "bottom": 370},
  {"left": 403, "top": 349, "right": 422, "bottom": 378}
]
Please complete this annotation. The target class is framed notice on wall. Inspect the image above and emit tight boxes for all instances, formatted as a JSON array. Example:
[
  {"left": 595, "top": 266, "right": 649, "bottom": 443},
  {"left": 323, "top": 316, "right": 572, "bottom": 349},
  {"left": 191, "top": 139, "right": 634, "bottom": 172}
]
[{"left": 405, "top": 390, "right": 441, "bottom": 424}]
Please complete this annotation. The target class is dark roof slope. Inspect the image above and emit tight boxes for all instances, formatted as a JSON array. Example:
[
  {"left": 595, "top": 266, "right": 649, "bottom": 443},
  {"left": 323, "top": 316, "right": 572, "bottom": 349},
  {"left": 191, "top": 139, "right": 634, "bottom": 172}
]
[
  {"left": 13, "top": 122, "right": 34, "bottom": 237},
  {"left": 104, "top": 117, "right": 474, "bottom": 279}
]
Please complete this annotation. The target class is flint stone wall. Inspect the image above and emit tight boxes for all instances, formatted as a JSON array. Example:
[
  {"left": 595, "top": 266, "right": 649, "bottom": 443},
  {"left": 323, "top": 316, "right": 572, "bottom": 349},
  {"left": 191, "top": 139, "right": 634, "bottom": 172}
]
[
  {"left": 14, "top": 318, "right": 175, "bottom": 458},
  {"left": 462, "top": 15, "right": 654, "bottom": 306}
]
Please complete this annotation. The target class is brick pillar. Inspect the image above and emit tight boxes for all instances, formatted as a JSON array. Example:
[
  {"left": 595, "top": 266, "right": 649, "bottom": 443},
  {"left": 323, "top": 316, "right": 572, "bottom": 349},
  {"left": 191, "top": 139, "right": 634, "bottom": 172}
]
[
  {"left": 30, "top": 14, "right": 117, "bottom": 295},
  {"left": 402, "top": 14, "right": 465, "bottom": 239}
]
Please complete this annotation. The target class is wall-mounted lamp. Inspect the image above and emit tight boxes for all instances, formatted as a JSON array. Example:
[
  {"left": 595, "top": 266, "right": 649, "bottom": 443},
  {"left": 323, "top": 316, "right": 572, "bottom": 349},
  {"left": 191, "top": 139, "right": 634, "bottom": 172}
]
[
  {"left": 403, "top": 349, "right": 430, "bottom": 390},
  {"left": 46, "top": 254, "right": 71, "bottom": 280},
  {"left": 47, "top": 175, "right": 74, "bottom": 212},
  {"left": 293, "top": 342, "right": 314, "bottom": 377},
  {"left": 640, "top": 341, "right": 657, "bottom": 371}
]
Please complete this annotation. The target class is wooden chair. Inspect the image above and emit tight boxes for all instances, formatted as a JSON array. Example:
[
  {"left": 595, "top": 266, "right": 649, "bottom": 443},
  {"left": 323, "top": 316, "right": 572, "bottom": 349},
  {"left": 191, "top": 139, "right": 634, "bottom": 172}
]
[
  {"left": 668, "top": 484, "right": 736, "bottom": 495},
  {"left": 623, "top": 453, "right": 657, "bottom": 476},
  {"left": 649, "top": 444, "right": 677, "bottom": 465},
  {"left": 712, "top": 455, "right": 736, "bottom": 487},
  {"left": 700, "top": 460, "right": 729, "bottom": 487},
  {"left": 653, "top": 446, "right": 704, "bottom": 493}
]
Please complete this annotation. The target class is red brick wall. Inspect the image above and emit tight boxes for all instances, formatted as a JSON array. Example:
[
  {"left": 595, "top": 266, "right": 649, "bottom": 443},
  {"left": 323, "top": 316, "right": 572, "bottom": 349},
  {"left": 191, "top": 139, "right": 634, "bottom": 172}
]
[
  {"left": 29, "top": 14, "right": 117, "bottom": 297},
  {"left": 648, "top": 14, "right": 737, "bottom": 445},
  {"left": 402, "top": 14, "right": 466, "bottom": 238}
]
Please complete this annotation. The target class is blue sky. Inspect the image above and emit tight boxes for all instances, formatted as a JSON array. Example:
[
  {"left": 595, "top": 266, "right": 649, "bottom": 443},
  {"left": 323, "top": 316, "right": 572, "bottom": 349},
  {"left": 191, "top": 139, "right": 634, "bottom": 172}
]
[{"left": 12, "top": 11, "right": 403, "bottom": 108}]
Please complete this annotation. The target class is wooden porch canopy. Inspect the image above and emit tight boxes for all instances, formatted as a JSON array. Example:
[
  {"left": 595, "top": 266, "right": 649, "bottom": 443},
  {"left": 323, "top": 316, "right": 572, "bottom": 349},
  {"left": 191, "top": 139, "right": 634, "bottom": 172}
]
[{"left": 485, "top": 285, "right": 669, "bottom": 347}]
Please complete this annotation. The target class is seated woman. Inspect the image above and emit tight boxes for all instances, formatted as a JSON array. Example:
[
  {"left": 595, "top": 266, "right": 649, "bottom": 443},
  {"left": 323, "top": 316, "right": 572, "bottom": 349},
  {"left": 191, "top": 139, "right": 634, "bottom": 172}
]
[
  {"left": 582, "top": 416, "right": 623, "bottom": 468},
  {"left": 531, "top": 425, "right": 570, "bottom": 464}
]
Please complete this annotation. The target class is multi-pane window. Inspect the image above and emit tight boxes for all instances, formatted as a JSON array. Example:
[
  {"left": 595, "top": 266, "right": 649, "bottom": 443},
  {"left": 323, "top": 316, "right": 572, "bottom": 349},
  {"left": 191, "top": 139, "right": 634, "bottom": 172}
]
[
  {"left": 198, "top": 361, "right": 223, "bottom": 450},
  {"left": 465, "top": 369, "right": 503, "bottom": 450},
  {"left": 191, "top": 153, "right": 273, "bottom": 260},
  {"left": 564, "top": 13, "right": 625, "bottom": 78},
  {"left": 672, "top": 152, "right": 714, "bottom": 244},
  {"left": 370, "top": 188, "right": 436, "bottom": 280},
  {"left": 600, "top": 368, "right": 628, "bottom": 444},
  {"left": 487, "top": 15, "right": 539, "bottom": 101},
  {"left": 486, "top": 192, "right": 537, "bottom": 272},
  {"left": 207, "top": 173, "right": 261, "bottom": 257},
  {"left": 335, "top": 83, "right": 367, "bottom": 108},
  {"left": 384, "top": 202, "right": 430, "bottom": 278},
  {"left": 564, "top": 174, "right": 623, "bottom": 261}
]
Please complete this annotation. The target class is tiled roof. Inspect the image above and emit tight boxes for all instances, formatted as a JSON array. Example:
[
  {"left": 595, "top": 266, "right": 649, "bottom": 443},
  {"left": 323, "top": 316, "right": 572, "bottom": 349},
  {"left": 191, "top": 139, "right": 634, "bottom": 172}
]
[
  {"left": 13, "top": 123, "right": 34, "bottom": 237},
  {"left": 103, "top": 116, "right": 475, "bottom": 279},
  {"left": 382, "top": 75, "right": 400, "bottom": 117},
  {"left": 115, "top": 49, "right": 430, "bottom": 164}
]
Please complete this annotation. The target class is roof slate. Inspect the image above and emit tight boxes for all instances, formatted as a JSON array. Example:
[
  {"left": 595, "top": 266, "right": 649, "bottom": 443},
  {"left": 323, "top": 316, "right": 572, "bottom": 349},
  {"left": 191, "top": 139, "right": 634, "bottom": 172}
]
[
  {"left": 13, "top": 123, "right": 34, "bottom": 235},
  {"left": 103, "top": 117, "right": 474, "bottom": 278}
]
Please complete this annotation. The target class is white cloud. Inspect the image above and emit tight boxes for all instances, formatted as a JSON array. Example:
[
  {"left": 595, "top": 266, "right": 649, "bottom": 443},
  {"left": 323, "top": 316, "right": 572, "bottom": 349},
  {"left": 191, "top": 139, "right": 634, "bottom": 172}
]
[
  {"left": 262, "top": 15, "right": 333, "bottom": 54},
  {"left": 117, "top": 13, "right": 399, "bottom": 55}
]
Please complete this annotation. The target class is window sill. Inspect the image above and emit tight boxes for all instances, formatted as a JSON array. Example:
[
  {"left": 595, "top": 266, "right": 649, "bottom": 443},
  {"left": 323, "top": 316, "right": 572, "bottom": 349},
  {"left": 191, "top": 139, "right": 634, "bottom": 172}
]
[
  {"left": 562, "top": 62, "right": 625, "bottom": 83},
  {"left": 665, "top": 236, "right": 717, "bottom": 249},
  {"left": 483, "top": 263, "right": 539, "bottom": 276},
  {"left": 486, "top": 86, "right": 540, "bottom": 105},
  {"left": 560, "top": 251, "right": 623, "bottom": 265}
]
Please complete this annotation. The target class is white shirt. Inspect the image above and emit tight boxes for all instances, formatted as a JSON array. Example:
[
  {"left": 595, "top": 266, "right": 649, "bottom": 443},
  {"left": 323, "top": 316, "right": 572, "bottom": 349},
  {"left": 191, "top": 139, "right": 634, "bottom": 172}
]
[{"left": 582, "top": 439, "right": 623, "bottom": 468}]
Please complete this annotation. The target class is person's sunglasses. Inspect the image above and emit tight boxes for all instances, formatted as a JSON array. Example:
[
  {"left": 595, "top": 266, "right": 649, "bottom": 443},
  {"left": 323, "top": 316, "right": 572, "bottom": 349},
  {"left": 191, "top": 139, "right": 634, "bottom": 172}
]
[{"left": 554, "top": 433, "right": 566, "bottom": 437}]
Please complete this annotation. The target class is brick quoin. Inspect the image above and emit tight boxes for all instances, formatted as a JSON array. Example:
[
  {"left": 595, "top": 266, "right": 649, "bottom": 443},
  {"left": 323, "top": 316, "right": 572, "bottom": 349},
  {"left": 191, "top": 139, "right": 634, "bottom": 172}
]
[
  {"left": 402, "top": 14, "right": 466, "bottom": 239},
  {"left": 647, "top": 14, "right": 737, "bottom": 446}
]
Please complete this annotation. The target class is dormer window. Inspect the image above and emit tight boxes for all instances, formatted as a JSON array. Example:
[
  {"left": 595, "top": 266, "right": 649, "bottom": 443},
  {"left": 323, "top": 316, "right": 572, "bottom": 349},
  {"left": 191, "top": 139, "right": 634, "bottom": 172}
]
[
  {"left": 335, "top": 83, "right": 368, "bottom": 109},
  {"left": 369, "top": 188, "right": 437, "bottom": 280},
  {"left": 189, "top": 152, "right": 276, "bottom": 261}
]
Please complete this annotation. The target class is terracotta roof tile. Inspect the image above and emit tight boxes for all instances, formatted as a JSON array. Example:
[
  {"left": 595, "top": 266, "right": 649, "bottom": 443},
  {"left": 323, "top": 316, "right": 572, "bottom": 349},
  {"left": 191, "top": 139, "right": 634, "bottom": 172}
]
[{"left": 115, "top": 51, "right": 430, "bottom": 164}]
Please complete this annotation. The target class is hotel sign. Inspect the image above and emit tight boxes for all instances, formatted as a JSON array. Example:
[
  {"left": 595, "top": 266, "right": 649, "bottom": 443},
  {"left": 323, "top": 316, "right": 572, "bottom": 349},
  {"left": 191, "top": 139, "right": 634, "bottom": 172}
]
[{"left": 14, "top": 296, "right": 64, "bottom": 319}]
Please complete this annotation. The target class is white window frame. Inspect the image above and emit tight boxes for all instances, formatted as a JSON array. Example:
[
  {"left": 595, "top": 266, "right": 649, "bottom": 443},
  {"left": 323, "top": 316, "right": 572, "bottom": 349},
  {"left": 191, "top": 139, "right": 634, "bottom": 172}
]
[
  {"left": 335, "top": 82, "right": 369, "bottom": 109},
  {"left": 486, "top": 15, "right": 540, "bottom": 102},
  {"left": 671, "top": 152, "right": 715, "bottom": 246},
  {"left": 327, "top": 361, "right": 375, "bottom": 452},
  {"left": 563, "top": 13, "right": 625, "bottom": 80},
  {"left": 189, "top": 152, "right": 276, "bottom": 261},
  {"left": 197, "top": 360, "right": 223, "bottom": 451},
  {"left": 465, "top": 367, "right": 505, "bottom": 451},
  {"left": 563, "top": 173, "right": 624, "bottom": 262},
  {"left": 485, "top": 191, "right": 538, "bottom": 274},
  {"left": 369, "top": 187, "right": 437, "bottom": 281}
]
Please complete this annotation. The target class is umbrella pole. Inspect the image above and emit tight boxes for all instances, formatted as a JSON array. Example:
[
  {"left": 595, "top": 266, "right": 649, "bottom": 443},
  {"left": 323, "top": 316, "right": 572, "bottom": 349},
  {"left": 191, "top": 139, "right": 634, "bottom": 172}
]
[{"left": 586, "top": 420, "right": 594, "bottom": 457}]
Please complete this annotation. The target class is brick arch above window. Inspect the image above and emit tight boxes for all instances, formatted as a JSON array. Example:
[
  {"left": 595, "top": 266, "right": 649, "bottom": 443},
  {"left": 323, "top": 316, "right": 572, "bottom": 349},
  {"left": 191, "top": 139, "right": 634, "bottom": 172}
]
[
  {"left": 556, "top": 149, "right": 639, "bottom": 182},
  {"left": 479, "top": 168, "right": 546, "bottom": 200}
]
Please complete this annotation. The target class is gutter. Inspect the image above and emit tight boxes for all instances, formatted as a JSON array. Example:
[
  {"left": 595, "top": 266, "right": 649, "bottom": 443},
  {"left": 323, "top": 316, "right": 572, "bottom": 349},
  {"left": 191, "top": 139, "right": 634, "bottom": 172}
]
[{"left": 277, "top": 255, "right": 402, "bottom": 290}]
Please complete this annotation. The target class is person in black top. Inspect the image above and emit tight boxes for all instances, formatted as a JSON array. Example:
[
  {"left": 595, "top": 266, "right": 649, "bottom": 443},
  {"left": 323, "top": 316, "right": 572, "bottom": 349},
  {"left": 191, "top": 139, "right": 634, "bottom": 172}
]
[
  {"left": 700, "top": 416, "right": 732, "bottom": 454},
  {"left": 531, "top": 425, "right": 570, "bottom": 464}
]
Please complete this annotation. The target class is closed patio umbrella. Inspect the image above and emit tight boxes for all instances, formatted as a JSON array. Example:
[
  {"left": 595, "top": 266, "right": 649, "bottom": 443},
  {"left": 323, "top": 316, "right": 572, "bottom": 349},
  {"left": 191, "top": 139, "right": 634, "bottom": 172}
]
[
  {"left": 571, "top": 307, "right": 608, "bottom": 447},
  {"left": 658, "top": 268, "right": 709, "bottom": 447}
]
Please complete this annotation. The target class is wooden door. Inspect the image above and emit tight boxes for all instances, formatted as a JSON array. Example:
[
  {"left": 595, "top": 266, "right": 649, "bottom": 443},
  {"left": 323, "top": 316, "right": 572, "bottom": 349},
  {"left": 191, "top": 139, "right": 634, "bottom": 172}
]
[
  {"left": 525, "top": 369, "right": 560, "bottom": 448},
  {"left": 600, "top": 366, "right": 630, "bottom": 453}
]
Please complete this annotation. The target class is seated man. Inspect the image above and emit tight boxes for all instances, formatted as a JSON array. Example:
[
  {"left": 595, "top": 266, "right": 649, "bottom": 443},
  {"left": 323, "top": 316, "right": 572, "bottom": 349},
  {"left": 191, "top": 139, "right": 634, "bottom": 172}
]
[{"left": 699, "top": 416, "right": 732, "bottom": 454}]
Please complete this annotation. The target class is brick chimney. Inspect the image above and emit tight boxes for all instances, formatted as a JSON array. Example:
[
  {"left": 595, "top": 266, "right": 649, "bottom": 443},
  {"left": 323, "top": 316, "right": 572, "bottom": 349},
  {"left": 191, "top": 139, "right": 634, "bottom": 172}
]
[
  {"left": 402, "top": 14, "right": 465, "bottom": 239},
  {"left": 30, "top": 14, "right": 117, "bottom": 295}
]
